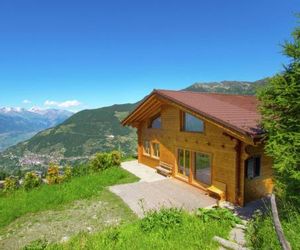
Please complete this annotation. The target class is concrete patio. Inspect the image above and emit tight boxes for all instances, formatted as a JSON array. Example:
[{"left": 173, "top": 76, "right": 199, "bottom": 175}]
[{"left": 109, "top": 160, "right": 217, "bottom": 217}]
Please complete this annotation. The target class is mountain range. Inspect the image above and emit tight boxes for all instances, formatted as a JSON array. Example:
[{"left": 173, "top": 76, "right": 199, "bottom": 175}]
[
  {"left": 184, "top": 79, "right": 267, "bottom": 94},
  {"left": 0, "top": 108, "right": 73, "bottom": 152},
  {"left": 0, "top": 79, "right": 267, "bottom": 175}
]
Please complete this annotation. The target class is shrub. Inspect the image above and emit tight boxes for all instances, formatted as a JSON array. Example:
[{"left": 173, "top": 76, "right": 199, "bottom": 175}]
[
  {"left": 23, "top": 172, "right": 41, "bottom": 191},
  {"left": 46, "top": 164, "right": 63, "bottom": 185},
  {"left": 0, "top": 170, "right": 8, "bottom": 181},
  {"left": 23, "top": 239, "right": 48, "bottom": 250},
  {"left": 111, "top": 151, "right": 122, "bottom": 166},
  {"left": 196, "top": 208, "right": 241, "bottom": 227},
  {"left": 63, "top": 165, "right": 72, "bottom": 182},
  {"left": 72, "top": 164, "right": 90, "bottom": 177},
  {"left": 90, "top": 152, "right": 112, "bottom": 172},
  {"left": 4, "top": 176, "right": 19, "bottom": 192},
  {"left": 140, "top": 208, "right": 183, "bottom": 232}
]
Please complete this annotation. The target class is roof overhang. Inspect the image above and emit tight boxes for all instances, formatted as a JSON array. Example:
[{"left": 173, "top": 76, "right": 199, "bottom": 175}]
[{"left": 122, "top": 91, "right": 161, "bottom": 127}]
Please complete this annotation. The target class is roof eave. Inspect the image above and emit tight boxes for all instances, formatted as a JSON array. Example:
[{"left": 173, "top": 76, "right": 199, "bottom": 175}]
[{"left": 121, "top": 90, "right": 158, "bottom": 126}]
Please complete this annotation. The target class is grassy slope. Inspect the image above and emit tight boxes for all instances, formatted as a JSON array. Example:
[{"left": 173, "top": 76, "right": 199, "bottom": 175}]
[
  {"left": 246, "top": 205, "right": 300, "bottom": 249},
  {"left": 48, "top": 211, "right": 232, "bottom": 250},
  {"left": 0, "top": 167, "right": 139, "bottom": 229},
  {"left": 0, "top": 189, "right": 138, "bottom": 250},
  {"left": 22, "top": 103, "right": 138, "bottom": 157}
]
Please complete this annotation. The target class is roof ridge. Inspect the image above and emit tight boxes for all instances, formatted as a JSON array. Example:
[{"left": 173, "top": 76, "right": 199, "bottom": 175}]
[{"left": 154, "top": 89, "right": 256, "bottom": 97}]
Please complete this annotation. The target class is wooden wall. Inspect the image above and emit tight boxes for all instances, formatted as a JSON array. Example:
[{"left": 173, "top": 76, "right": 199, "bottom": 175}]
[
  {"left": 242, "top": 144, "right": 274, "bottom": 203},
  {"left": 137, "top": 103, "right": 274, "bottom": 205}
]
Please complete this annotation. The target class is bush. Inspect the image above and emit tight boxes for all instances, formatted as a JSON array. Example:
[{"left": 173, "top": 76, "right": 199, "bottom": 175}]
[
  {"left": 72, "top": 164, "right": 90, "bottom": 177},
  {"left": 196, "top": 208, "right": 241, "bottom": 227},
  {"left": 140, "top": 208, "right": 183, "bottom": 232},
  {"left": 63, "top": 165, "right": 72, "bottom": 182},
  {"left": 111, "top": 151, "right": 122, "bottom": 166},
  {"left": 23, "top": 172, "right": 41, "bottom": 191},
  {"left": 90, "top": 152, "right": 112, "bottom": 172},
  {"left": 0, "top": 170, "right": 8, "bottom": 181},
  {"left": 23, "top": 239, "right": 48, "bottom": 250},
  {"left": 4, "top": 176, "right": 19, "bottom": 192},
  {"left": 46, "top": 164, "right": 63, "bottom": 185},
  {"left": 90, "top": 151, "right": 122, "bottom": 172}
]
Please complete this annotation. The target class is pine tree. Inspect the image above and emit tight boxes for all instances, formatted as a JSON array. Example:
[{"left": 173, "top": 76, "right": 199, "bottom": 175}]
[{"left": 258, "top": 20, "right": 300, "bottom": 205}]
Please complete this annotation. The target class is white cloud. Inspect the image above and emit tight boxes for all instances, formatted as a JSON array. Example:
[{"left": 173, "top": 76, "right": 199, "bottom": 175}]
[
  {"left": 23, "top": 99, "right": 31, "bottom": 104},
  {"left": 44, "top": 100, "right": 81, "bottom": 108},
  {"left": 59, "top": 100, "right": 81, "bottom": 108}
]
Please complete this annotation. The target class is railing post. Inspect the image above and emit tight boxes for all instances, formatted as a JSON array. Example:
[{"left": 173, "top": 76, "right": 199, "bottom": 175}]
[{"left": 270, "top": 194, "right": 292, "bottom": 250}]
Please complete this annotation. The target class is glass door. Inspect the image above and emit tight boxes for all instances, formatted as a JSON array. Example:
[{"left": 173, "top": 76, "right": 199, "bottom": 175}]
[
  {"left": 193, "top": 152, "right": 211, "bottom": 185},
  {"left": 177, "top": 148, "right": 190, "bottom": 179}
]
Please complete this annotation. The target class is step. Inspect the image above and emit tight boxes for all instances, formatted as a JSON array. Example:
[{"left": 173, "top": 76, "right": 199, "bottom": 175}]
[
  {"left": 213, "top": 236, "right": 249, "bottom": 250},
  {"left": 156, "top": 166, "right": 172, "bottom": 177},
  {"left": 159, "top": 163, "right": 172, "bottom": 171}
]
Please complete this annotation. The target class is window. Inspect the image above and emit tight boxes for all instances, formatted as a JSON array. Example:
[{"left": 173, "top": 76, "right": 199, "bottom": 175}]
[
  {"left": 246, "top": 156, "right": 261, "bottom": 179},
  {"left": 177, "top": 148, "right": 190, "bottom": 177},
  {"left": 143, "top": 141, "right": 150, "bottom": 155},
  {"left": 152, "top": 143, "right": 160, "bottom": 158},
  {"left": 149, "top": 115, "right": 161, "bottom": 129},
  {"left": 182, "top": 112, "right": 204, "bottom": 132}
]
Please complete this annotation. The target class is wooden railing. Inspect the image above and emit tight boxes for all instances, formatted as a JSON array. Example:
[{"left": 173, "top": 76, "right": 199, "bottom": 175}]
[{"left": 270, "top": 194, "right": 292, "bottom": 250}]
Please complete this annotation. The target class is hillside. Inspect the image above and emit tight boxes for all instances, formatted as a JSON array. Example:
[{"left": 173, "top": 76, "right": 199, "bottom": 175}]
[
  {"left": 0, "top": 79, "right": 268, "bottom": 175},
  {"left": 0, "top": 108, "right": 73, "bottom": 152},
  {"left": 0, "top": 103, "right": 138, "bottom": 174},
  {"left": 184, "top": 79, "right": 267, "bottom": 95}
]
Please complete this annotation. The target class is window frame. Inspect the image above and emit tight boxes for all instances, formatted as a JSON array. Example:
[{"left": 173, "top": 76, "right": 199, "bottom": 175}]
[
  {"left": 148, "top": 114, "right": 161, "bottom": 129},
  {"left": 245, "top": 156, "right": 261, "bottom": 179},
  {"left": 152, "top": 142, "right": 160, "bottom": 159},
  {"left": 180, "top": 111, "right": 205, "bottom": 133},
  {"left": 143, "top": 140, "right": 151, "bottom": 156}
]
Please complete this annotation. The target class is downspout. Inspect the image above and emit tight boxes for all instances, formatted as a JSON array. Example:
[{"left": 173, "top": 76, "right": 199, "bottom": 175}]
[
  {"left": 222, "top": 132, "right": 244, "bottom": 206},
  {"left": 234, "top": 139, "right": 242, "bottom": 206}
]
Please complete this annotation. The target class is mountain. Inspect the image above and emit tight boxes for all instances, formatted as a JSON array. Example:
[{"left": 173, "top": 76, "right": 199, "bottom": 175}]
[
  {"left": 184, "top": 79, "right": 268, "bottom": 95},
  {"left": 0, "top": 79, "right": 268, "bottom": 175},
  {"left": 0, "top": 108, "right": 73, "bottom": 152},
  {"left": 0, "top": 103, "right": 138, "bottom": 174}
]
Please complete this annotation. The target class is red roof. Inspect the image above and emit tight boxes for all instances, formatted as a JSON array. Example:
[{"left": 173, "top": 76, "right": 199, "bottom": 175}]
[{"left": 155, "top": 89, "right": 262, "bottom": 137}]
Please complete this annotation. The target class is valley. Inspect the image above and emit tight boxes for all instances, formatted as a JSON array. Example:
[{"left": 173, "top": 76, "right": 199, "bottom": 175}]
[{"left": 0, "top": 80, "right": 265, "bottom": 175}]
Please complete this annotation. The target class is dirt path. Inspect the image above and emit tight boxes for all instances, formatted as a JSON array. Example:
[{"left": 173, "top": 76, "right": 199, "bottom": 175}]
[{"left": 0, "top": 189, "right": 136, "bottom": 250}]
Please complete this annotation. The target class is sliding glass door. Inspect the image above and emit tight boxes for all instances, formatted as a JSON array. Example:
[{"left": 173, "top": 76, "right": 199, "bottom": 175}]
[
  {"left": 177, "top": 148, "right": 212, "bottom": 186},
  {"left": 193, "top": 152, "right": 211, "bottom": 185}
]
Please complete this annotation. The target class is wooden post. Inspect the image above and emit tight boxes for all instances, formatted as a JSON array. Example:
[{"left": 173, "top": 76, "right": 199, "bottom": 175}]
[{"left": 270, "top": 194, "right": 291, "bottom": 250}]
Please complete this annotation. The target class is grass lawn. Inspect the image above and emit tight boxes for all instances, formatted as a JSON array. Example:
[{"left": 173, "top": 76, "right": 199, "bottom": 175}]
[
  {"left": 46, "top": 209, "right": 234, "bottom": 250},
  {"left": 0, "top": 189, "right": 137, "bottom": 250},
  {"left": 0, "top": 167, "right": 139, "bottom": 230}
]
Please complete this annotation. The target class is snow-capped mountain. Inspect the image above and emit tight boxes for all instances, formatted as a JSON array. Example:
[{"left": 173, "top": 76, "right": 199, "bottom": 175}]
[
  {"left": 0, "top": 107, "right": 27, "bottom": 114},
  {"left": 0, "top": 108, "right": 73, "bottom": 151}
]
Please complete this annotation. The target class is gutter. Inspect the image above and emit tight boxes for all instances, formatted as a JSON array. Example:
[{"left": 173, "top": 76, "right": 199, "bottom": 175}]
[{"left": 235, "top": 139, "right": 242, "bottom": 206}]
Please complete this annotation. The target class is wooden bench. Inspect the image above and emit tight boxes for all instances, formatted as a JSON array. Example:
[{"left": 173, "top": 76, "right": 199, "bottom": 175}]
[
  {"left": 156, "top": 161, "right": 173, "bottom": 177},
  {"left": 207, "top": 181, "right": 226, "bottom": 201}
]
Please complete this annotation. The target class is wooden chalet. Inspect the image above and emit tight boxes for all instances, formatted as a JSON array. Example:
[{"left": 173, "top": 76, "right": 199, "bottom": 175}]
[{"left": 122, "top": 89, "right": 273, "bottom": 206}]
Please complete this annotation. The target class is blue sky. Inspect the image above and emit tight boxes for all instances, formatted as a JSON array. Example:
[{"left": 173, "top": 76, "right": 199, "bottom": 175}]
[{"left": 0, "top": 0, "right": 298, "bottom": 111}]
